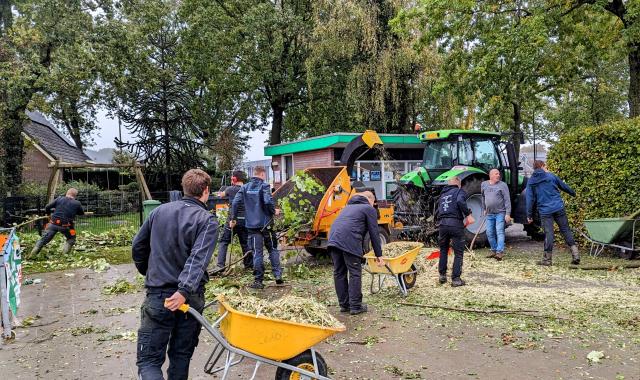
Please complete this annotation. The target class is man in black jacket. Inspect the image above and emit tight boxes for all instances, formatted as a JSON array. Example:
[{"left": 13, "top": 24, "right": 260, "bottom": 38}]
[
  {"left": 437, "top": 177, "right": 475, "bottom": 287},
  {"left": 31, "top": 188, "right": 84, "bottom": 256},
  {"left": 328, "top": 191, "right": 384, "bottom": 315},
  {"left": 215, "top": 170, "right": 251, "bottom": 270},
  {"left": 132, "top": 169, "right": 219, "bottom": 380}
]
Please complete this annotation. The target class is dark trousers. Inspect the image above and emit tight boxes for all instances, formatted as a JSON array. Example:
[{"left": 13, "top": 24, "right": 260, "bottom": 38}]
[
  {"left": 216, "top": 220, "right": 251, "bottom": 268},
  {"left": 541, "top": 209, "right": 576, "bottom": 253},
  {"left": 329, "top": 247, "right": 363, "bottom": 311},
  {"left": 248, "top": 228, "right": 282, "bottom": 283},
  {"left": 438, "top": 224, "right": 465, "bottom": 279},
  {"left": 32, "top": 224, "right": 76, "bottom": 254},
  {"left": 136, "top": 289, "right": 205, "bottom": 380}
]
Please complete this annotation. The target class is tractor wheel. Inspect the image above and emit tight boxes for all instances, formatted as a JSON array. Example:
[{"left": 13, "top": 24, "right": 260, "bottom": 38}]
[
  {"left": 462, "top": 177, "right": 488, "bottom": 248},
  {"left": 275, "top": 350, "right": 328, "bottom": 380},
  {"left": 363, "top": 227, "right": 390, "bottom": 254},
  {"left": 304, "top": 246, "right": 327, "bottom": 257},
  {"left": 523, "top": 223, "right": 545, "bottom": 241}
]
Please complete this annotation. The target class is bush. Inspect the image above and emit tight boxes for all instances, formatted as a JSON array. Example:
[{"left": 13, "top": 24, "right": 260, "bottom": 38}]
[{"left": 547, "top": 118, "right": 640, "bottom": 240}]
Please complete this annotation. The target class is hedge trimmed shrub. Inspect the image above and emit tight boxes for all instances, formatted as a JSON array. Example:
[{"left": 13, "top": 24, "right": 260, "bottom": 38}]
[{"left": 547, "top": 118, "right": 640, "bottom": 241}]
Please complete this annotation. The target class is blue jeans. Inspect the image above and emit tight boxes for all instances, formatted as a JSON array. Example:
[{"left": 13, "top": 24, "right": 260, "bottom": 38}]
[
  {"left": 485, "top": 213, "right": 506, "bottom": 253},
  {"left": 249, "top": 228, "right": 282, "bottom": 283},
  {"left": 137, "top": 289, "right": 205, "bottom": 380}
]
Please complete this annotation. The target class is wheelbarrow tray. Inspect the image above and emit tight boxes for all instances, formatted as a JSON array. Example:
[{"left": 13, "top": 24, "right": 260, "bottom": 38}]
[
  {"left": 217, "top": 296, "right": 345, "bottom": 361},
  {"left": 364, "top": 242, "right": 423, "bottom": 274},
  {"left": 583, "top": 218, "right": 635, "bottom": 244}
]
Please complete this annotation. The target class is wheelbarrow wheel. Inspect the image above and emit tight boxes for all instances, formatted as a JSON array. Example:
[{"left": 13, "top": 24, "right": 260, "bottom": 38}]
[
  {"left": 275, "top": 349, "right": 327, "bottom": 380},
  {"left": 399, "top": 264, "right": 417, "bottom": 290}
]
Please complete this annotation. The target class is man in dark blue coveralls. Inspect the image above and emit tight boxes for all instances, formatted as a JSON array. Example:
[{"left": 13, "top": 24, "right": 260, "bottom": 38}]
[
  {"left": 328, "top": 191, "right": 384, "bottom": 315},
  {"left": 133, "top": 169, "right": 219, "bottom": 380},
  {"left": 215, "top": 170, "right": 251, "bottom": 271},
  {"left": 229, "top": 166, "right": 283, "bottom": 289},
  {"left": 31, "top": 188, "right": 84, "bottom": 256},
  {"left": 436, "top": 176, "right": 475, "bottom": 287}
]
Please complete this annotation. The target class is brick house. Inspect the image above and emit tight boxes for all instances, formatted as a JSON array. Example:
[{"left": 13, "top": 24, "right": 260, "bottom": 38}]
[
  {"left": 21, "top": 111, "right": 92, "bottom": 185},
  {"left": 265, "top": 133, "right": 424, "bottom": 199}
]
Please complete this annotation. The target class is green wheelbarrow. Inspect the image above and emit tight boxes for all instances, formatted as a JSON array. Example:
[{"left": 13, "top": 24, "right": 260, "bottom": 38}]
[{"left": 579, "top": 208, "right": 640, "bottom": 258}]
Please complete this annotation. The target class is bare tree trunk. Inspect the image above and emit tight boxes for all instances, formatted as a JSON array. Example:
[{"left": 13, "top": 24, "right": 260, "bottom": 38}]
[
  {"left": 628, "top": 44, "right": 640, "bottom": 118},
  {"left": 270, "top": 104, "right": 284, "bottom": 145}
]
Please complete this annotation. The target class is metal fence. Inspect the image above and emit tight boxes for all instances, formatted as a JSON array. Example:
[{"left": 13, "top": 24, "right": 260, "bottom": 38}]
[{"left": 1, "top": 191, "right": 143, "bottom": 235}]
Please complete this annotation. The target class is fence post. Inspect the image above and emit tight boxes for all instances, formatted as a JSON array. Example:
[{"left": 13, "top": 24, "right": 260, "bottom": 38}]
[{"left": 138, "top": 191, "right": 143, "bottom": 227}]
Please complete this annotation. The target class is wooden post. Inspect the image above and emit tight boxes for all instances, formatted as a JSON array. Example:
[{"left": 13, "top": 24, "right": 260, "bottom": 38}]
[
  {"left": 135, "top": 167, "right": 152, "bottom": 201},
  {"left": 47, "top": 163, "right": 60, "bottom": 203}
]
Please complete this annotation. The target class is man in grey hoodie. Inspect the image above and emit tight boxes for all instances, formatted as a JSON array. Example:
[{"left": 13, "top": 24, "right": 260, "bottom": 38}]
[{"left": 481, "top": 169, "right": 511, "bottom": 261}]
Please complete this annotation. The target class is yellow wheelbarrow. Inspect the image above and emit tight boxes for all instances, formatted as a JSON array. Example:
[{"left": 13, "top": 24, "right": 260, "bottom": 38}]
[
  {"left": 175, "top": 295, "right": 345, "bottom": 379},
  {"left": 363, "top": 242, "right": 423, "bottom": 296}
]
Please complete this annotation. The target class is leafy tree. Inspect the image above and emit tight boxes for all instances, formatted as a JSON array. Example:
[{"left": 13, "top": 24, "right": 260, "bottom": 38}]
[
  {"left": 302, "top": 0, "right": 440, "bottom": 137},
  {"left": 397, "top": 0, "right": 581, "bottom": 155},
  {"left": 0, "top": 0, "right": 102, "bottom": 193},
  {"left": 559, "top": 0, "right": 640, "bottom": 117},
  {"left": 182, "top": 0, "right": 313, "bottom": 145}
]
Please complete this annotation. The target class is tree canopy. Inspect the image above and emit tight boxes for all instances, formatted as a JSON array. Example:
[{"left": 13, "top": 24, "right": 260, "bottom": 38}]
[{"left": 0, "top": 0, "right": 635, "bottom": 192}]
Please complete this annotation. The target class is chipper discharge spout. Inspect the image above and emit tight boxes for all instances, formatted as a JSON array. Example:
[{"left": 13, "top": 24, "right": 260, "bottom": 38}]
[{"left": 339, "top": 129, "right": 384, "bottom": 177}]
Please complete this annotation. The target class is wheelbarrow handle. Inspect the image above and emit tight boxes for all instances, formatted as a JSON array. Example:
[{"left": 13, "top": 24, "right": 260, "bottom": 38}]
[{"left": 163, "top": 298, "right": 191, "bottom": 313}]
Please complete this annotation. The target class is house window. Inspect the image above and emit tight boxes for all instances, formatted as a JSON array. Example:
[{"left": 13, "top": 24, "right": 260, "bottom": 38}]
[{"left": 282, "top": 155, "right": 294, "bottom": 182}]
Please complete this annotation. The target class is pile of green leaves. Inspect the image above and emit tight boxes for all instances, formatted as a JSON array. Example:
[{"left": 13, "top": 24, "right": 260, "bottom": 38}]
[
  {"left": 548, "top": 118, "right": 640, "bottom": 242},
  {"left": 20, "top": 225, "right": 137, "bottom": 257},
  {"left": 274, "top": 171, "right": 325, "bottom": 244},
  {"left": 102, "top": 278, "right": 139, "bottom": 295}
]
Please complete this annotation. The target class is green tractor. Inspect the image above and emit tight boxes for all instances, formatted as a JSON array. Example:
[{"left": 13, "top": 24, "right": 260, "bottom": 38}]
[{"left": 393, "top": 129, "right": 544, "bottom": 245}]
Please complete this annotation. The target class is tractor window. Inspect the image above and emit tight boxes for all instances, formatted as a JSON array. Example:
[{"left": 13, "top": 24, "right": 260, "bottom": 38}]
[
  {"left": 423, "top": 141, "right": 457, "bottom": 169},
  {"left": 474, "top": 140, "right": 500, "bottom": 171},
  {"left": 458, "top": 140, "right": 474, "bottom": 166}
]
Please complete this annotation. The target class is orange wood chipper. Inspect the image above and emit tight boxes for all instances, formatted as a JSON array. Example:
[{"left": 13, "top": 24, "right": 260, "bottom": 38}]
[{"left": 273, "top": 130, "right": 399, "bottom": 256}]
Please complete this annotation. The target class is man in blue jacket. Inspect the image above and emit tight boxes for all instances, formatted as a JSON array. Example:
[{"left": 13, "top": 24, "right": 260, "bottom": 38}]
[
  {"left": 132, "top": 169, "right": 219, "bottom": 380},
  {"left": 230, "top": 166, "right": 283, "bottom": 289},
  {"left": 436, "top": 176, "right": 475, "bottom": 287},
  {"left": 328, "top": 191, "right": 384, "bottom": 315},
  {"left": 526, "top": 160, "right": 580, "bottom": 266}
]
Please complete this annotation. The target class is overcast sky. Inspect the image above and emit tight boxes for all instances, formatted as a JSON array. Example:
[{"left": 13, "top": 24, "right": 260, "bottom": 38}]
[{"left": 93, "top": 110, "right": 269, "bottom": 162}]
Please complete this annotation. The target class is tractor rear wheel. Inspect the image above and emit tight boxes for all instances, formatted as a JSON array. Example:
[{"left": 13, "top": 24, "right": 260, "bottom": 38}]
[
  {"left": 363, "top": 227, "right": 390, "bottom": 254},
  {"left": 462, "top": 177, "right": 488, "bottom": 248}
]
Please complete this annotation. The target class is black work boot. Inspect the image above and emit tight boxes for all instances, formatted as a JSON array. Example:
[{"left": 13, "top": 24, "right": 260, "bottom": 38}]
[
  {"left": 350, "top": 304, "right": 368, "bottom": 315},
  {"left": 249, "top": 281, "right": 264, "bottom": 290},
  {"left": 570, "top": 245, "right": 580, "bottom": 265},
  {"left": 536, "top": 251, "right": 552, "bottom": 266},
  {"left": 439, "top": 274, "right": 447, "bottom": 284},
  {"left": 451, "top": 278, "right": 466, "bottom": 287}
]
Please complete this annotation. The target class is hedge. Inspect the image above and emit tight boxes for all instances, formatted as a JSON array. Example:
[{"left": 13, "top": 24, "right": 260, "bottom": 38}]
[{"left": 547, "top": 118, "right": 640, "bottom": 242}]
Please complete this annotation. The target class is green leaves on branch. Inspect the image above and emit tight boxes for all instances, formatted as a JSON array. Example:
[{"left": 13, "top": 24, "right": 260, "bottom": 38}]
[{"left": 274, "top": 171, "right": 325, "bottom": 244}]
